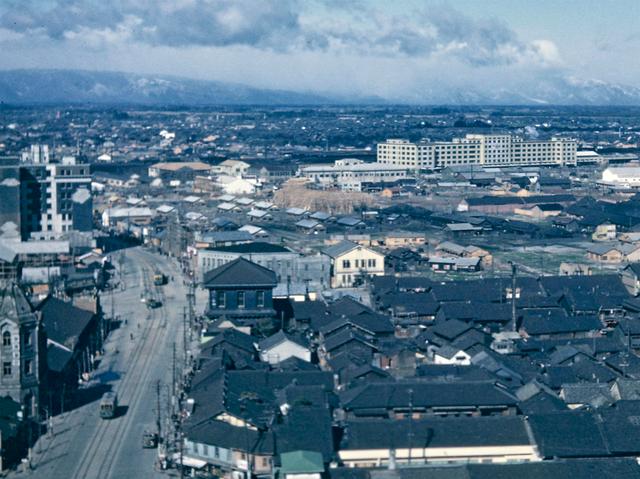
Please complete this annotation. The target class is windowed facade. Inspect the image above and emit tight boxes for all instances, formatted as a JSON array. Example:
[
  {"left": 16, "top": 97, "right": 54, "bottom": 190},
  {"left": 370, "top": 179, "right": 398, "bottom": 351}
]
[
  {"left": 237, "top": 291, "right": 245, "bottom": 309},
  {"left": 257, "top": 291, "right": 265, "bottom": 308},
  {"left": 216, "top": 290, "right": 226, "bottom": 308}
]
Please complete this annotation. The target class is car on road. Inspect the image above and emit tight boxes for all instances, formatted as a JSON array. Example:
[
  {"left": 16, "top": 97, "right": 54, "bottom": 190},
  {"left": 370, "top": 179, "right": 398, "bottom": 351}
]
[
  {"left": 99, "top": 392, "right": 118, "bottom": 419},
  {"left": 146, "top": 298, "right": 162, "bottom": 309},
  {"left": 142, "top": 430, "right": 159, "bottom": 448}
]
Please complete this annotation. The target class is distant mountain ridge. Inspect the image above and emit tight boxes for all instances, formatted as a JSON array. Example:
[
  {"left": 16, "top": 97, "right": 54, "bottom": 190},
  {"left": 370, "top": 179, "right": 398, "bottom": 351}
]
[
  {"left": 0, "top": 69, "right": 336, "bottom": 106},
  {"left": 1, "top": 69, "right": 640, "bottom": 106}
]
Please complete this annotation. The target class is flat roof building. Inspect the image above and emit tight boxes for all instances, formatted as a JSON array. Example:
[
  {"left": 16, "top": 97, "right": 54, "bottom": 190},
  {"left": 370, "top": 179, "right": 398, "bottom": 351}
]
[{"left": 377, "top": 134, "right": 577, "bottom": 170}]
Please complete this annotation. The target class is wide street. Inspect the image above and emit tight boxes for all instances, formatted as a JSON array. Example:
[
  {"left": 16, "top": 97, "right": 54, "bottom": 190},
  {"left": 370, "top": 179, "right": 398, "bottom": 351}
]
[{"left": 20, "top": 247, "right": 193, "bottom": 479}]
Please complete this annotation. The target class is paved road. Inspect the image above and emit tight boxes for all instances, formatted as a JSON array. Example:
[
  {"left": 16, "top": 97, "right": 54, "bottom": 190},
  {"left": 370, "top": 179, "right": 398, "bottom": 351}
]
[{"left": 22, "top": 247, "right": 190, "bottom": 479}]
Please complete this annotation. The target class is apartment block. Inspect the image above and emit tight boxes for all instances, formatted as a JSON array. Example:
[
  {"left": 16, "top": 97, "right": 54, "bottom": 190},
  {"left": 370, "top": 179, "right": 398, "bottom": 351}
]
[
  {"left": 377, "top": 134, "right": 577, "bottom": 170},
  {"left": 0, "top": 150, "right": 92, "bottom": 241}
]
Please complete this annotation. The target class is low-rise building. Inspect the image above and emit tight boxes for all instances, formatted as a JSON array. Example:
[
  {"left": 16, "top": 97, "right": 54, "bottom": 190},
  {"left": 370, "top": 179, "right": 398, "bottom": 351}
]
[
  {"left": 300, "top": 159, "right": 409, "bottom": 191},
  {"left": 197, "top": 242, "right": 330, "bottom": 289},
  {"left": 322, "top": 241, "right": 385, "bottom": 288}
]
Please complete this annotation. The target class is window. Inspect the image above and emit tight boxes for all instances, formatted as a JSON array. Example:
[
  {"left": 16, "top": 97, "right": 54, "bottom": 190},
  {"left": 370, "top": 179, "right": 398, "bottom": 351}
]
[
  {"left": 342, "top": 260, "right": 351, "bottom": 269},
  {"left": 237, "top": 291, "right": 245, "bottom": 309},
  {"left": 203, "top": 445, "right": 209, "bottom": 455},
  {"left": 3, "top": 362, "right": 11, "bottom": 376},
  {"left": 257, "top": 291, "right": 265, "bottom": 308},
  {"left": 25, "top": 360, "right": 32, "bottom": 375},
  {"left": 262, "top": 457, "right": 269, "bottom": 467},
  {"left": 24, "top": 332, "right": 31, "bottom": 347},
  {"left": 214, "top": 446, "right": 220, "bottom": 458},
  {"left": 216, "top": 291, "right": 226, "bottom": 308},
  {"left": 368, "top": 259, "right": 377, "bottom": 268},
  {"left": 2, "top": 332, "right": 10, "bottom": 347}
]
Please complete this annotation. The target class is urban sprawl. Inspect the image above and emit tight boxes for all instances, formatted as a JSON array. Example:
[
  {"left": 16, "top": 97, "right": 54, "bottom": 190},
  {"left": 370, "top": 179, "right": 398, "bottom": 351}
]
[{"left": 3, "top": 106, "right": 640, "bottom": 478}]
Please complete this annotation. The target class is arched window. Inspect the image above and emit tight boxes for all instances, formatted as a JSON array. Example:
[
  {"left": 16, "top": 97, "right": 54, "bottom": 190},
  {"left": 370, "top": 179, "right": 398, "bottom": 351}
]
[{"left": 2, "top": 331, "right": 10, "bottom": 347}]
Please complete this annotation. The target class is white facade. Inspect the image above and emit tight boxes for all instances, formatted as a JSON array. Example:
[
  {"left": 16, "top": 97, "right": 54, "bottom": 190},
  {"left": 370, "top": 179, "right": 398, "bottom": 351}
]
[
  {"left": 323, "top": 242, "right": 385, "bottom": 288},
  {"left": 377, "top": 134, "right": 577, "bottom": 170},
  {"left": 300, "top": 159, "right": 408, "bottom": 191},
  {"left": 602, "top": 166, "right": 640, "bottom": 187}
]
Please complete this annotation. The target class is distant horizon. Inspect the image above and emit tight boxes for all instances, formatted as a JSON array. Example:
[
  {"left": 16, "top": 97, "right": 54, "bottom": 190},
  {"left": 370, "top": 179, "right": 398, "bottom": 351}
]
[
  {"left": 1, "top": 1, "right": 640, "bottom": 103},
  {"left": 3, "top": 68, "right": 640, "bottom": 107}
]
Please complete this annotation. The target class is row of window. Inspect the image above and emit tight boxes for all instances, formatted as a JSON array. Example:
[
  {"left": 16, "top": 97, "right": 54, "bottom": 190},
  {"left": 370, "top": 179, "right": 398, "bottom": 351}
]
[
  {"left": 342, "top": 259, "right": 377, "bottom": 269},
  {"left": 3, "top": 359, "right": 32, "bottom": 376},
  {"left": 2, "top": 331, "right": 31, "bottom": 347},
  {"left": 214, "top": 291, "right": 265, "bottom": 309}
]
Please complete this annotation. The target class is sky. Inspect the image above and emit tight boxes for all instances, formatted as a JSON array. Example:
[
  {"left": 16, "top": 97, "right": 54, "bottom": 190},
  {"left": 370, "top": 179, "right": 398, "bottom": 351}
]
[{"left": 1, "top": 0, "right": 639, "bottom": 101}]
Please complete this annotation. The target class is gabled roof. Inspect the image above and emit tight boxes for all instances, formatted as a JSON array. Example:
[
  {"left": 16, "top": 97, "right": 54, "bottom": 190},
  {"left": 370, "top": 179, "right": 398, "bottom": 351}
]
[
  {"left": 39, "top": 296, "right": 94, "bottom": 348},
  {"left": 259, "top": 330, "right": 308, "bottom": 351},
  {"left": 528, "top": 411, "right": 609, "bottom": 458},
  {"left": 204, "top": 328, "right": 256, "bottom": 354},
  {"left": 203, "top": 257, "right": 277, "bottom": 288},
  {"left": 322, "top": 240, "right": 359, "bottom": 258}
]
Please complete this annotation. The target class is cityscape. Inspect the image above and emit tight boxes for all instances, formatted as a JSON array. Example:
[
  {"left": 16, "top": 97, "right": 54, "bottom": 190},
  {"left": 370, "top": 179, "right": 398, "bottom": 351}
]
[{"left": 2, "top": 1, "right": 640, "bottom": 479}]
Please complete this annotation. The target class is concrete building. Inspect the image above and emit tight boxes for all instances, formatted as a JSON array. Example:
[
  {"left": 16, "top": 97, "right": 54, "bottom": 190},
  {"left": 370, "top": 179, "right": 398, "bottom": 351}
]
[
  {"left": 148, "top": 161, "right": 212, "bottom": 180},
  {"left": 212, "top": 160, "right": 251, "bottom": 177},
  {"left": 602, "top": 166, "right": 640, "bottom": 187},
  {"left": 300, "top": 159, "right": 408, "bottom": 191},
  {"left": 377, "top": 134, "right": 577, "bottom": 170},
  {"left": 197, "top": 242, "right": 331, "bottom": 289},
  {"left": 0, "top": 153, "right": 92, "bottom": 241}
]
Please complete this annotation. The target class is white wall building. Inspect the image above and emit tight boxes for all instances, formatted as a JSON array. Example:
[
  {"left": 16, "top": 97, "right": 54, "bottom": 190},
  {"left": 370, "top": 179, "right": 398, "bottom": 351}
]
[
  {"left": 602, "top": 166, "right": 640, "bottom": 187},
  {"left": 377, "top": 134, "right": 577, "bottom": 170},
  {"left": 300, "top": 159, "right": 408, "bottom": 191}
]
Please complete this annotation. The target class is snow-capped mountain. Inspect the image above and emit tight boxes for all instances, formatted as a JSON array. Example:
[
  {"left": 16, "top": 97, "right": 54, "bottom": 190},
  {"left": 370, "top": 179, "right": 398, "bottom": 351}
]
[{"left": 1, "top": 69, "right": 639, "bottom": 106}]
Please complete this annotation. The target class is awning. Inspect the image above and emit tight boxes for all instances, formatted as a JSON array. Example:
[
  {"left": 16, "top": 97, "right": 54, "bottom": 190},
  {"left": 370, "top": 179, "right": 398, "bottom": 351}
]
[{"left": 172, "top": 454, "right": 207, "bottom": 469}]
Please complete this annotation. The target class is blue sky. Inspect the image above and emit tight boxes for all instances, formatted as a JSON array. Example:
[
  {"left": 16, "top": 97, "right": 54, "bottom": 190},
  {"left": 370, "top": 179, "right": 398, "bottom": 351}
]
[{"left": 1, "top": 0, "right": 639, "bottom": 100}]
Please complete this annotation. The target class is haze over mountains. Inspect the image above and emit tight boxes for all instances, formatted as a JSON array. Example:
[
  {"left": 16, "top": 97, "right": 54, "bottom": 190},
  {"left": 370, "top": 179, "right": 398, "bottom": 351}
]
[{"left": 1, "top": 69, "right": 640, "bottom": 106}]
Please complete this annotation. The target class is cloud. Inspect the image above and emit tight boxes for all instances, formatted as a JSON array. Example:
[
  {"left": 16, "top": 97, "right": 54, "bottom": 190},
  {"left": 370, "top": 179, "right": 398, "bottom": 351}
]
[{"left": 0, "top": 0, "right": 558, "bottom": 67}]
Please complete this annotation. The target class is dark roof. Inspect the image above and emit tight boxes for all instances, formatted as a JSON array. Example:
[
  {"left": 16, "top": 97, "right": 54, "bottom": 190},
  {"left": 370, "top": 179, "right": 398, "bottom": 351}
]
[
  {"left": 323, "top": 329, "right": 377, "bottom": 353},
  {"left": 327, "top": 296, "right": 372, "bottom": 316},
  {"left": 341, "top": 416, "right": 531, "bottom": 450},
  {"left": 203, "top": 328, "right": 257, "bottom": 354},
  {"left": 39, "top": 296, "right": 94, "bottom": 348},
  {"left": 341, "top": 380, "right": 518, "bottom": 410},
  {"left": 184, "top": 418, "right": 274, "bottom": 454},
  {"left": 521, "top": 313, "right": 602, "bottom": 336},
  {"left": 203, "top": 257, "right": 277, "bottom": 288},
  {"left": 431, "top": 319, "right": 473, "bottom": 341},
  {"left": 528, "top": 411, "right": 609, "bottom": 458},
  {"left": 200, "top": 231, "right": 253, "bottom": 243}
]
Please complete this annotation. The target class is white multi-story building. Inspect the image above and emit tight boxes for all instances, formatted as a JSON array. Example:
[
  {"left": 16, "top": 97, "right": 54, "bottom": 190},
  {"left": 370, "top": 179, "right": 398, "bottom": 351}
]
[
  {"left": 299, "top": 159, "right": 408, "bottom": 191},
  {"left": 0, "top": 150, "right": 92, "bottom": 240},
  {"left": 377, "top": 134, "right": 577, "bottom": 170}
]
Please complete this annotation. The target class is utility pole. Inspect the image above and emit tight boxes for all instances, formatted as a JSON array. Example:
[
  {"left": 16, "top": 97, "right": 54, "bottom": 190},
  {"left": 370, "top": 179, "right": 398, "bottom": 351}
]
[
  {"left": 156, "top": 380, "right": 162, "bottom": 442},
  {"left": 511, "top": 262, "right": 517, "bottom": 333},
  {"left": 408, "top": 388, "right": 414, "bottom": 466},
  {"left": 172, "top": 342, "right": 177, "bottom": 407},
  {"left": 182, "top": 307, "right": 188, "bottom": 365}
]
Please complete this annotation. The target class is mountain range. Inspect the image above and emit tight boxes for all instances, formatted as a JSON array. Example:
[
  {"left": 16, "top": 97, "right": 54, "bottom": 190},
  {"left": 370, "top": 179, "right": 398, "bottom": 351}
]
[{"left": 1, "top": 69, "right": 640, "bottom": 106}]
